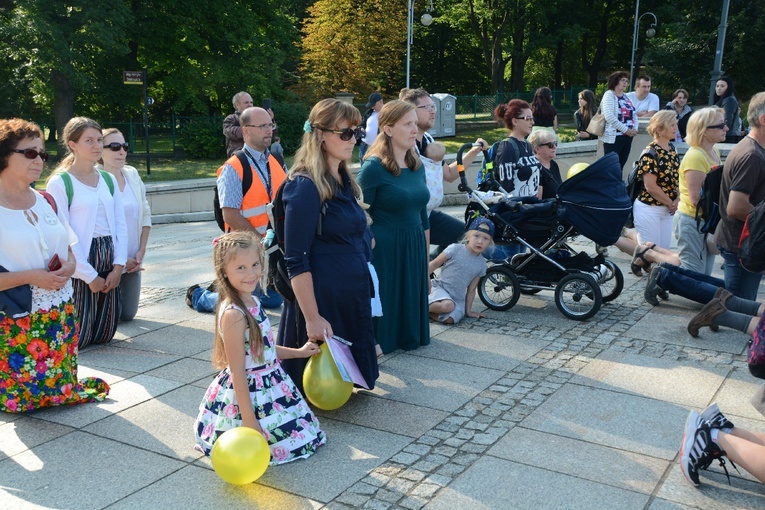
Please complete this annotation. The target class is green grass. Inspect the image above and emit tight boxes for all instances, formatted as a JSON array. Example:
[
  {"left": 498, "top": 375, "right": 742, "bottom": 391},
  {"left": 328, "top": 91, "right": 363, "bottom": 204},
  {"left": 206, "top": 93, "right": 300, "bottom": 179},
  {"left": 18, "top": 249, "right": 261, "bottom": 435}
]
[{"left": 39, "top": 125, "right": 579, "bottom": 184}]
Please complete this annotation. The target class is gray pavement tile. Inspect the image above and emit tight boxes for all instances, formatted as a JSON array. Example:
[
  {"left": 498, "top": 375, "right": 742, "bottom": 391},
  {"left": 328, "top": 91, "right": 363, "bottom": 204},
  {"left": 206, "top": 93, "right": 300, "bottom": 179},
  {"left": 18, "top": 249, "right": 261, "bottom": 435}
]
[
  {"left": 647, "top": 499, "right": 696, "bottom": 509},
  {"left": 425, "top": 456, "right": 649, "bottom": 509},
  {"left": 255, "top": 418, "right": 412, "bottom": 503},
  {"left": 190, "top": 348, "right": 213, "bottom": 362},
  {"left": 0, "top": 413, "right": 22, "bottom": 426},
  {"left": 112, "top": 320, "right": 215, "bottom": 357},
  {"left": 572, "top": 349, "right": 728, "bottom": 408},
  {"left": 83, "top": 385, "right": 204, "bottom": 461},
  {"left": 31, "top": 374, "right": 183, "bottom": 429},
  {"left": 713, "top": 367, "right": 765, "bottom": 421},
  {"left": 409, "top": 328, "right": 548, "bottom": 372},
  {"left": 113, "top": 317, "right": 172, "bottom": 340},
  {"left": 372, "top": 353, "right": 505, "bottom": 412},
  {"left": 77, "top": 344, "right": 181, "bottom": 373},
  {"left": 488, "top": 427, "right": 669, "bottom": 494},
  {"left": 627, "top": 307, "right": 748, "bottom": 355},
  {"left": 77, "top": 365, "right": 138, "bottom": 386},
  {"left": 108, "top": 464, "right": 323, "bottom": 510},
  {"left": 0, "top": 417, "right": 74, "bottom": 461},
  {"left": 144, "top": 357, "right": 218, "bottom": 384},
  {"left": 520, "top": 384, "right": 688, "bottom": 460},
  {"left": 316, "top": 392, "right": 448, "bottom": 438},
  {"left": 132, "top": 301, "right": 202, "bottom": 322},
  {"left": 656, "top": 463, "right": 765, "bottom": 510},
  {"left": 0, "top": 431, "right": 185, "bottom": 510}
]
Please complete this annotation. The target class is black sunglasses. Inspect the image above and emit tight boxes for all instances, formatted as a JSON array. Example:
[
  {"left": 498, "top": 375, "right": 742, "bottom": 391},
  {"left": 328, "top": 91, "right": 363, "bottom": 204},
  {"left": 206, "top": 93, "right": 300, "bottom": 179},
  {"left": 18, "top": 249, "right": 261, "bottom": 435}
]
[
  {"left": 325, "top": 127, "right": 363, "bottom": 142},
  {"left": 707, "top": 123, "right": 727, "bottom": 130},
  {"left": 539, "top": 142, "right": 557, "bottom": 149},
  {"left": 105, "top": 142, "right": 129, "bottom": 151},
  {"left": 12, "top": 148, "right": 49, "bottom": 162}
]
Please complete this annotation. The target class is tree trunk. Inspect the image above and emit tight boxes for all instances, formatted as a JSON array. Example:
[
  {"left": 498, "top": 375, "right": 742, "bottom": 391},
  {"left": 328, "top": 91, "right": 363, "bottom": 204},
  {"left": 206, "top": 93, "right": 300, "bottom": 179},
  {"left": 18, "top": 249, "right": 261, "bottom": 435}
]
[
  {"left": 554, "top": 39, "right": 564, "bottom": 89},
  {"left": 491, "top": 36, "right": 505, "bottom": 94},
  {"left": 510, "top": 26, "right": 526, "bottom": 92},
  {"left": 51, "top": 70, "right": 74, "bottom": 140}
]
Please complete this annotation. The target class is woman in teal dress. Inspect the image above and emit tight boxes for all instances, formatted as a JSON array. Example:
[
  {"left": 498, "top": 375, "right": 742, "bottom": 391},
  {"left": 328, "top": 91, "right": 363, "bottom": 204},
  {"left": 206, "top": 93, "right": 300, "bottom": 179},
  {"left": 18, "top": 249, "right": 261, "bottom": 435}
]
[{"left": 357, "top": 100, "right": 430, "bottom": 353}]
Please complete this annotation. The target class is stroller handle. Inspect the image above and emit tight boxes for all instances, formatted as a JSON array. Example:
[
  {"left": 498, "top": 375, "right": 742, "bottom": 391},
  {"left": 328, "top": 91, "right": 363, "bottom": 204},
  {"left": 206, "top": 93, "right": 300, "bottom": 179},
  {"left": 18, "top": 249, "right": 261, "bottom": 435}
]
[{"left": 456, "top": 142, "right": 489, "bottom": 193}]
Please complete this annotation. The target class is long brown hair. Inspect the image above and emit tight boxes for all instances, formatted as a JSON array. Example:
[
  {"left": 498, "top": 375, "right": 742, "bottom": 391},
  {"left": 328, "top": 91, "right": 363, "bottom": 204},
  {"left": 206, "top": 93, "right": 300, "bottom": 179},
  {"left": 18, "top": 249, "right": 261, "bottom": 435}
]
[
  {"left": 290, "top": 98, "right": 363, "bottom": 202},
  {"left": 365, "top": 100, "right": 420, "bottom": 176},
  {"left": 211, "top": 232, "right": 266, "bottom": 369},
  {"left": 578, "top": 89, "right": 597, "bottom": 127}
]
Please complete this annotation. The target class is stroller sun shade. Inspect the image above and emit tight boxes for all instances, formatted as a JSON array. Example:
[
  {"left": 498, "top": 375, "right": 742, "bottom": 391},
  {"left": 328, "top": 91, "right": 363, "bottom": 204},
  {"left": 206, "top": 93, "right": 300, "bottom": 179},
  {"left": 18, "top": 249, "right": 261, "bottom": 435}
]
[{"left": 556, "top": 152, "right": 632, "bottom": 247}]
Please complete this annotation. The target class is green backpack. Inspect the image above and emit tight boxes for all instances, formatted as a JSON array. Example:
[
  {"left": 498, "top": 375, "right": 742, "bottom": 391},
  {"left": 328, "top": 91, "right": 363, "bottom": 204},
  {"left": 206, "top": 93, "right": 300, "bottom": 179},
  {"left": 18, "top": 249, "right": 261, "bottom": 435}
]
[{"left": 59, "top": 170, "right": 115, "bottom": 207}]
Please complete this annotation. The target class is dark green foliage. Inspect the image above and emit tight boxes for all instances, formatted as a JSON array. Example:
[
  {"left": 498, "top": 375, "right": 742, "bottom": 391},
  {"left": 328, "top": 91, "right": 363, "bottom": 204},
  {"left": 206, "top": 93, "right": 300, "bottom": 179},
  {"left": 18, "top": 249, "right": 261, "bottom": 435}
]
[
  {"left": 178, "top": 118, "right": 226, "bottom": 160},
  {"left": 272, "top": 102, "right": 311, "bottom": 156}
]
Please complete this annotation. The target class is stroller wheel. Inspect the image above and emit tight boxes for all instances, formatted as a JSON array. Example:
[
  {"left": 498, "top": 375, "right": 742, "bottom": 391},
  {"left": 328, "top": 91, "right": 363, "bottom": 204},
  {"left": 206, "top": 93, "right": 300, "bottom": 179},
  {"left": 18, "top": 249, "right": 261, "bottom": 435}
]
[
  {"left": 479, "top": 266, "right": 521, "bottom": 311},
  {"left": 554, "top": 273, "right": 602, "bottom": 320},
  {"left": 599, "top": 261, "right": 624, "bottom": 303}
]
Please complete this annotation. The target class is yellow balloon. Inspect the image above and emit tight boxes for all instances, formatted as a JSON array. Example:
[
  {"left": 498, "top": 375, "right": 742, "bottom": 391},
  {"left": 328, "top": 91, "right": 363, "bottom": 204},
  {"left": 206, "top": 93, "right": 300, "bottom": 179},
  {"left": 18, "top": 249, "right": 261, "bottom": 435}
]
[
  {"left": 567, "top": 162, "right": 589, "bottom": 179},
  {"left": 303, "top": 342, "right": 353, "bottom": 411},
  {"left": 211, "top": 427, "right": 270, "bottom": 485}
]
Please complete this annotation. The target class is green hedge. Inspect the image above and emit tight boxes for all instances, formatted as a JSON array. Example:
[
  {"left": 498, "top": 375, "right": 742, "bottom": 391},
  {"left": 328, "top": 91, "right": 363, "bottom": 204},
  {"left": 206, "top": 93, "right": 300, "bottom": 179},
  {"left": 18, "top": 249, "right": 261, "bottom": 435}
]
[
  {"left": 272, "top": 102, "right": 311, "bottom": 157},
  {"left": 178, "top": 118, "right": 226, "bottom": 159}
]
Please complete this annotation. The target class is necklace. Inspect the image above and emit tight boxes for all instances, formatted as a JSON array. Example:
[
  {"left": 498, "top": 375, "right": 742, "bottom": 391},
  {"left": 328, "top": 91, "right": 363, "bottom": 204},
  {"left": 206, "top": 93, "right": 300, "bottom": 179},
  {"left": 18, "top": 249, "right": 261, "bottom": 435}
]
[
  {"left": 0, "top": 187, "right": 34, "bottom": 210},
  {"left": 70, "top": 167, "right": 100, "bottom": 187}
]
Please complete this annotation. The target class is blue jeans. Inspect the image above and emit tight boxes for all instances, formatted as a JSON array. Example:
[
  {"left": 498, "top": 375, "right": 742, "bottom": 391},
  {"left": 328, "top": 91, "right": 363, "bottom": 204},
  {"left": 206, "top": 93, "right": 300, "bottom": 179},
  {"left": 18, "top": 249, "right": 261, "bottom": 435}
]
[
  {"left": 358, "top": 142, "right": 368, "bottom": 163},
  {"left": 657, "top": 263, "right": 724, "bottom": 304},
  {"left": 482, "top": 243, "right": 525, "bottom": 263},
  {"left": 719, "top": 246, "right": 763, "bottom": 301},
  {"left": 190, "top": 284, "right": 283, "bottom": 313}
]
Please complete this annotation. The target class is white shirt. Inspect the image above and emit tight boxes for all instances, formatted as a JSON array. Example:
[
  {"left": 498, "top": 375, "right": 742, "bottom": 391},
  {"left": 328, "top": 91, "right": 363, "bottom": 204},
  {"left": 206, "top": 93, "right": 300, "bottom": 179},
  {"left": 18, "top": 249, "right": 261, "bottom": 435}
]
[
  {"left": 363, "top": 111, "right": 379, "bottom": 145},
  {"left": 626, "top": 92, "right": 659, "bottom": 114}
]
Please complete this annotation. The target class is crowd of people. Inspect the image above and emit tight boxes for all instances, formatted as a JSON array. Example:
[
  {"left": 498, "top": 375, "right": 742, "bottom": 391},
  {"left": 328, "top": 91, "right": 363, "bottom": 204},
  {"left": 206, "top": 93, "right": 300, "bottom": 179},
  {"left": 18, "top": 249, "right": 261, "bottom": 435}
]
[{"left": 3, "top": 79, "right": 764, "bottom": 487}]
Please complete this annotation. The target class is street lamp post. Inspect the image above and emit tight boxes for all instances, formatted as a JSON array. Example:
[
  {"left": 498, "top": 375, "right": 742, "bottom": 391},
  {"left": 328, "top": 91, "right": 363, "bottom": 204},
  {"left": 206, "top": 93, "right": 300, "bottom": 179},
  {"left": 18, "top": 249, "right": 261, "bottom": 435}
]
[
  {"left": 406, "top": 0, "right": 434, "bottom": 89},
  {"left": 629, "top": 0, "right": 657, "bottom": 91}
]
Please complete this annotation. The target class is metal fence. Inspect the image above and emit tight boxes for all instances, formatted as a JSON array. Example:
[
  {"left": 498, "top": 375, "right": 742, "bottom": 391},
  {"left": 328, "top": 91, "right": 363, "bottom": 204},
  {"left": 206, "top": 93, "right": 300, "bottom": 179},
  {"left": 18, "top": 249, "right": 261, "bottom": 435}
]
[{"left": 454, "top": 88, "right": 585, "bottom": 120}]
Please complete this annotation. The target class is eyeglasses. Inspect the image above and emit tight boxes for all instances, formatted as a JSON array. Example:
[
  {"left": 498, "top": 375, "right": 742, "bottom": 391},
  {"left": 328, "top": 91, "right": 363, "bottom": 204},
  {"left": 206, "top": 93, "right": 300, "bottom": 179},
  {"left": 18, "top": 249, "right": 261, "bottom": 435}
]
[
  {"left": 12, "top": 148, "right": 49, "bottom": 162},
  {"left": 516, "top": 116, "right": 534, "bottom": 121},
  {"left": 417, "top": 104, "right": 436, "bottom": 112},
  {"left": 539, "top": 142, "right": 557, "bottom": 149},
  {"left": 105, "top": 142, "right": 129, "bottom": 152},
  {"left": 243, "top": 123, "right": 276, "bottom": 131},
  {"left": 707, "top": 123, "right": 728, "bottom": 130},
  {"left": 324, "top": 127, "right": 364, "bottom": 142}
]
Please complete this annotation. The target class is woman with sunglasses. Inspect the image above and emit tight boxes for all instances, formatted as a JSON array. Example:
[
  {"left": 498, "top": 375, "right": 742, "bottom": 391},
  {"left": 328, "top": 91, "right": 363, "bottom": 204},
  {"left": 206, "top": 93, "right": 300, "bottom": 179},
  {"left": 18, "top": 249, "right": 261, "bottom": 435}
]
[
  {"left": 0, "top": 118, "right": 109, "bottom": 413},
  {"left": 277, "top": 98, "right": 379, "bottom": 393},
  {"left": 46, "top": 117, "right": 127, "bottom": 349},
  {"left": 528, "top": 130, "right": 562, "bottom": 200},
  {"left": 98, "top": 128, "right": 151, "bottom": 321},
  {"left": 357, "top": 100, "right": 430, "bottom": 354},
  {"left": 673, "top": 107, "right": 728, "bottom": 275}
]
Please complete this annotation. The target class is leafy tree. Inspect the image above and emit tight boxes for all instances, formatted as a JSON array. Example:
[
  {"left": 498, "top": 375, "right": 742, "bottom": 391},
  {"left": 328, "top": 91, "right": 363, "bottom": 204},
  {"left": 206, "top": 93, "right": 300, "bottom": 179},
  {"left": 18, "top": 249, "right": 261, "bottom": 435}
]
[
  {"left": 299, "top": 0, "right": 406, "bottom": 100},
  {"left": 0, "top": 1, "right": 133, "bottom": 135}
]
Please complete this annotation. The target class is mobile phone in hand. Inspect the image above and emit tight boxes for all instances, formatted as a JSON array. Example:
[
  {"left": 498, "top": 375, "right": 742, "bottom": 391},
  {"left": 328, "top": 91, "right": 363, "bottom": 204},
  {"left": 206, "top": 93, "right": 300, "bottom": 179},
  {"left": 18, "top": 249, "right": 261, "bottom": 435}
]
[
  {"left": 48, "top": 254, "right": 62, "bottom": 271},
  {"left": 262, "top": 98, "right": 271, "bottom": 110}
]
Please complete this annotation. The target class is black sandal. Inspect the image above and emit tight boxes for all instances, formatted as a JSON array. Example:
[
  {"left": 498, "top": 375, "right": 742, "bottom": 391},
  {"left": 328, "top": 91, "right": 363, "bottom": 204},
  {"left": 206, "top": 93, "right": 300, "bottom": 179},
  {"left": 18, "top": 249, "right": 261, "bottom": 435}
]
[{"left": 631, "top": 244, "right": 654, "bottom": 276}]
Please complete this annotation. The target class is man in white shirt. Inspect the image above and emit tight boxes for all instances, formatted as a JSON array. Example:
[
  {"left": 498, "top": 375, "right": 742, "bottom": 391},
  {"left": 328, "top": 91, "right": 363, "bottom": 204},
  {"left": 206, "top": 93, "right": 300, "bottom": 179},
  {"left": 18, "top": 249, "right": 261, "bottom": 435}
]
[{"left": 627, "top": 75, "right": 660, "bottom": 117}]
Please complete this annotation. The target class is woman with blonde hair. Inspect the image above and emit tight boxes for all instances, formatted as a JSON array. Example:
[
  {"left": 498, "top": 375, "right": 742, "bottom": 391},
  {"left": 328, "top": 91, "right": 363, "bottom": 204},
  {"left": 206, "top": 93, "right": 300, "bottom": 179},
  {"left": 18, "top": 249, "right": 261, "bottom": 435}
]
[
  {"left": 46, "top": 117, "right": 127, "bottom": 348},
  {"left": 98, "top": 128, "right": 151, "bottom": 321},
  {"left": 277, "top": 98, "right": 379, "bottom": 393},
  {"left": 632, "top": 110, "right": 680, "bottom": 251},
  {"left": 673, "top": 107, "right": 728, "bottom": 274},
  {"left": 357, "top": 100, "right": 430, "bottom": 354},
  {"left": 528, "top": 129, "right": 562, "bottom": 199}
]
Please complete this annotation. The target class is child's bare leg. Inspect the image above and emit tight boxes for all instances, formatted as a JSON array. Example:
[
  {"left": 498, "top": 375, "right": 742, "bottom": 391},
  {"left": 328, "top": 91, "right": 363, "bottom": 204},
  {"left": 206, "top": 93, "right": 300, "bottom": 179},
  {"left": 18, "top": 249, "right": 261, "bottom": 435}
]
[
  {"left": 718, "top": 430, "right": 765, "bottom": 483},
  {"left": 646, "top": 245, "right": 681, "bottom": 266},
  {"left": 614, "top": 236, "right": 638, "bottom": 257},
  {"left": 429, "top": 299, "right": 455, "bottom": 323}
]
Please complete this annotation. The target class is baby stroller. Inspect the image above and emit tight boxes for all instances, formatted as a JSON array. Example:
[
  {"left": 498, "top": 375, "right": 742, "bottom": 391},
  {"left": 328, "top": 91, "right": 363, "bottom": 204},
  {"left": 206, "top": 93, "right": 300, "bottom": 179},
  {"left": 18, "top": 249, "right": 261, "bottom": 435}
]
[{"left": 457, "top": 147, "right": 632, "bottom": 320}]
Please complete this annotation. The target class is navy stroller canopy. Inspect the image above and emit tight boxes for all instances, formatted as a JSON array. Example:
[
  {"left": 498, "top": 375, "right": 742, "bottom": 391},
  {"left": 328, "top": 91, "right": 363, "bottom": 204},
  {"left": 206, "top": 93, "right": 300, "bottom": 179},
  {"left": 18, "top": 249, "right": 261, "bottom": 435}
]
[{"left": 556, "top": 152, "right": 632, "bottom": 247}]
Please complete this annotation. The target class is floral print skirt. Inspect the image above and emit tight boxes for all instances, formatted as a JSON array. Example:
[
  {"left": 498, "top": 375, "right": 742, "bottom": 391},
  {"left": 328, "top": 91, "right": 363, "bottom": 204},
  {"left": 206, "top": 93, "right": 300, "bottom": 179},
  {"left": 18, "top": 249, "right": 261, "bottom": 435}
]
[
  {"left": 0, "top": 300, "right": 110, "bottom": 413},
  {"left": 194, "top": 363, "right": 326, "bottom": 465}
]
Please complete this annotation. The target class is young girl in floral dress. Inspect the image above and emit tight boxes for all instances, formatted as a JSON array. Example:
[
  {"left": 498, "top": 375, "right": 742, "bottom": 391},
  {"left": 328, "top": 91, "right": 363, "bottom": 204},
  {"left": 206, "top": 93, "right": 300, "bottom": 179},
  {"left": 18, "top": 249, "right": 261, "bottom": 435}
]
[{"left": 193, "top": 231, "right": 325, "bottom": 464}]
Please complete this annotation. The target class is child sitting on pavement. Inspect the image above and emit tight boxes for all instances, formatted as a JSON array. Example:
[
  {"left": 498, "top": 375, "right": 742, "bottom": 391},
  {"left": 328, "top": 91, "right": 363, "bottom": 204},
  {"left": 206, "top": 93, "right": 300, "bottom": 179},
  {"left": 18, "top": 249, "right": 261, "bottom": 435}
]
[{"left": 428, "top": 217, "right": 492, "bottom": 324}]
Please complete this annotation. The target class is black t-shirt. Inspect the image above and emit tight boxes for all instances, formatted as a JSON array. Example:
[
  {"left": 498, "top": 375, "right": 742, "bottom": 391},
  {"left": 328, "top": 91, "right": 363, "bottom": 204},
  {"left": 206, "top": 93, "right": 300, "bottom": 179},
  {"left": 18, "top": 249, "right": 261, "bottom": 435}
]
[{"left": 539, "top": 160, "right": 562, "bottom": 199}]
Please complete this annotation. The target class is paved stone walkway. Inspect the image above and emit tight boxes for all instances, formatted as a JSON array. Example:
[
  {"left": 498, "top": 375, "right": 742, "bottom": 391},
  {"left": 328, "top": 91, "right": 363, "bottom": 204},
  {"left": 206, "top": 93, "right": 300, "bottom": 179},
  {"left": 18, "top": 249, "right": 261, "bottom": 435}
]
[{"left": 2, "top": 214, "right": 764, "bottom": 509}]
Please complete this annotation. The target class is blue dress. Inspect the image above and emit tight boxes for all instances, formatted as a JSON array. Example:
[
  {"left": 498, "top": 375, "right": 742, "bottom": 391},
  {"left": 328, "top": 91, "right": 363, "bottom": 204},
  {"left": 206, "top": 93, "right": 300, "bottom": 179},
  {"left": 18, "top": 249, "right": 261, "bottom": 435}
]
[
  {"left": 276, "top": 173, "right": 378, "bottom": 392},
  {"left": 356, "top": 157, "right": 430, "bottom": 353}
]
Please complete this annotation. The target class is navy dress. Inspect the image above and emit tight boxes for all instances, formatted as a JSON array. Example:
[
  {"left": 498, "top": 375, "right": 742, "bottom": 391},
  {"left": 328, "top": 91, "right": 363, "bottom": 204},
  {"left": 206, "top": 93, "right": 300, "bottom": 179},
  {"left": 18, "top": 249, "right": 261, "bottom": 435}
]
[{"left": 277, "top": 173, "right": 378, "bottom": 393}]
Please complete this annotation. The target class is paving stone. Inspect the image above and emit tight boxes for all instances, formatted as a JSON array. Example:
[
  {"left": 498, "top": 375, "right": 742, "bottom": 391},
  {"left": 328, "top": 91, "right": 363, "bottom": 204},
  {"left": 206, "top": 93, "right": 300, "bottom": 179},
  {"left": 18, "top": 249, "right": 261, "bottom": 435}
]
[
  {"left": 391, "top": 452, "right": 420, "bottom": 465},
  {"left": 410, "top": 482, "right": 441, "bottom": 499},
  {"left": 399, "top": 496, "right": 428, "bottom": 510},
  {"left": 386, "top": 478, "right": 416, "bottom": 494},
  {"left": 399, "top": 469, "right": 426, "bottom": 482},
  {"left": 404, "top": 443, "right": 432, "bottom": 456},
  {"left": 375, "top": 488, "right": 402, "bottom": 503},
  {"left": 337, "top": 493, "right": 371, "bottom": 506},
  {"left": 349, "top": 482, "right": 378, "bottom": 496}
]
